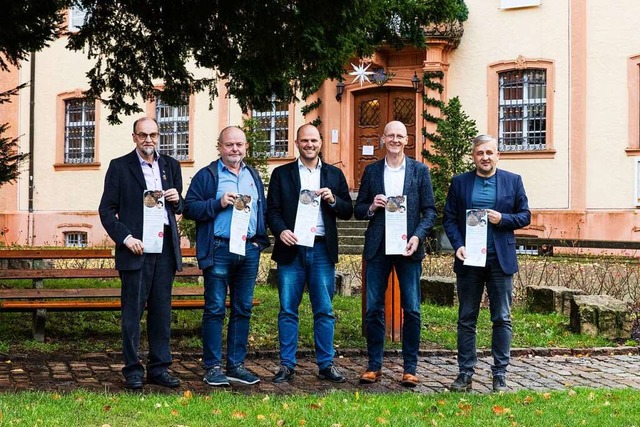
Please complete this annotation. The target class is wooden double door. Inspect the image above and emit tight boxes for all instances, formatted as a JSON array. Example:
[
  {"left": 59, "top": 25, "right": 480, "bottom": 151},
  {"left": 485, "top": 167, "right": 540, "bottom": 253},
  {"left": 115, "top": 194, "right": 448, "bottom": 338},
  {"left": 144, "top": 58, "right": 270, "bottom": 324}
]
[{"left": 353, "top": 87, "right": 417, "bottom": 189}]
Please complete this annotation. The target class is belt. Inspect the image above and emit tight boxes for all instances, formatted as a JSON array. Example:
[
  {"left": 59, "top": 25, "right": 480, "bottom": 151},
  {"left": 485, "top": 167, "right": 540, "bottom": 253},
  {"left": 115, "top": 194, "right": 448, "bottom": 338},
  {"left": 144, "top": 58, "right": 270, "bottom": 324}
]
[
  {"left": 314, "top": 236, "right": 325, "bottom": 242},
  {"left": 214, "top": 236, "right": 258, "bottom": 243}
]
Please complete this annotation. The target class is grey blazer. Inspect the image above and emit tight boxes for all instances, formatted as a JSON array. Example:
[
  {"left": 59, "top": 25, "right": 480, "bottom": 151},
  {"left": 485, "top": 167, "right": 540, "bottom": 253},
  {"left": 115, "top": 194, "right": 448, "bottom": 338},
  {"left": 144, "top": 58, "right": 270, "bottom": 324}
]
[{"left": 354, "top": 157, "right": 437, "bottom": 261}]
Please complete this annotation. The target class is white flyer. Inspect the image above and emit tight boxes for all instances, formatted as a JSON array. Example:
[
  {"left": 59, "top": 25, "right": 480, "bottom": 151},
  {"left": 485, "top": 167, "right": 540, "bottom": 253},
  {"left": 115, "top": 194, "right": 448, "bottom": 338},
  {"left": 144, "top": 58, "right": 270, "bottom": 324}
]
[
  {"left": 293, "top": 189, "right": 321, "bottom": 247},
  {"left": 384, "top": 195, "right": 408, "bottom": 255},
  {"left": 229, "top": 194, "right": 252, "bottom": 256},
  {"left": 142, "top": 190, "right": 165, "bottom": 254},
  {"left": 464, "top": 208, "right": 488, "bottom": 267}
]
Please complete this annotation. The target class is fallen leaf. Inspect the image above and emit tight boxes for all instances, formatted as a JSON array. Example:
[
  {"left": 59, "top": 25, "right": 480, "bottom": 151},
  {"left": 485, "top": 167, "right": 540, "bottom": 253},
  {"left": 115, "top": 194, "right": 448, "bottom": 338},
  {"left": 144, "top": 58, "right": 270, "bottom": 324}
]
[
  {"left": 101, "top": 424, "right": 111, "bottom": 427},
  {"left": 309, "top": 403, "right": 321, "bottom": 410},
  {"left": 603, "top": 401, "right": 611, "bottom": 406},
  {"left": 568, "top": 390, "right": 577, "bottom": 397},
  {"left": 171, "top": 409, "right": 179, "bottom": 416},
  {"left": 212, "top": 409, "right": 222, "bottom": 415},
  {"left": 588, "top": 392, "right": 595, "bottom": 401},
  {"left": 523, "top": 395, "right": 534, "bottom": 405},
  {"left": 232, "top": 411, "right": 247, "bottom": 419},
  {"left": 542, "top": 393, "right": 552, "bottom": 400},
  {"left": 263, "top": 395, "right": 270, "bottom": 401},
  {"left": 103, "top": 405, "right": 111, "bottom": 412},
  {"left": 535, "top": 410, "right": 543, "bottom": 416},
  {"left": 493, "top": 405, "right": 506, "bottom": 415},
  {"left": 355, "top": 391, "right": 360, "bottom": 400},
  {"left": 376, "top": 417, "right": 388, "bottom": 424},
  {"left": 277, "top": 420, "right": 285, "bottom": 426},
  {"left": 155, "top": 403, "right": 162, "bottom": 409},
  {"left": 183, "top": 390, "right": 193, "bottom": 399},
  {"left": 299, "top": 420, "right": 306, "bottom": 425},
  {"left": 257, "top": 414, "right": 266, "bottom": 420},
  {"left": 52, "top": 393, "right": 61, "bottom": 400}
]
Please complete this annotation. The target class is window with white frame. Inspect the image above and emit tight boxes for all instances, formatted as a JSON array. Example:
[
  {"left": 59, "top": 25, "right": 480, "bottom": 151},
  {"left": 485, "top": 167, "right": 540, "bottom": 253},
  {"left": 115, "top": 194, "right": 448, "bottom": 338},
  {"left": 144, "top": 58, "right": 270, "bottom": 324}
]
[
  {"left": 252, "top": 99, "right": 289, "bottom": 157},
  {"left": 156, "top": 95, "right": 189, "bottom": 160},
  {"left": 68, "top": 6, "right": 87, "bottom": 31},
  {"left": 64, "top": 231, "right": 87, "bottom": 247},
  {"left": 498, "top": 69, "right": 546, "bottom": 151},
  {"left": 64, "top": 98, "right": 95, "bottom": 163}
]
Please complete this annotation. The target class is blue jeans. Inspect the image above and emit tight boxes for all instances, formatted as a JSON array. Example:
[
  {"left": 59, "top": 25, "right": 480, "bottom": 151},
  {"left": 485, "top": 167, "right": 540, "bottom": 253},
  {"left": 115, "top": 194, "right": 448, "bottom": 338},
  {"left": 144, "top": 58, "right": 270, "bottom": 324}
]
[
  {"left": 364, "top": 250, "right": 422, "bottom": 374},
  {"left": 202, "top": 239, "right": 260, "bottom": 370},
  {"left": 456, "top": 256, "right": 513, "bottom": 376},
  {"left": 277, "top": 240, "right": 336, "bottom": 370}
]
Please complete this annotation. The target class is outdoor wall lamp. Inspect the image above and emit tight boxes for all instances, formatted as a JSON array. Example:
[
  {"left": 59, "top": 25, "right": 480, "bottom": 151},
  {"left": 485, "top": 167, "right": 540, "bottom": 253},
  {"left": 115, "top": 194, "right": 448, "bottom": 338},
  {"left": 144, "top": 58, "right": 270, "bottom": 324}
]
[
  {"left": 336, "top": 81, "right": 345, "bottom": 102},
  {"left": 411, "top": 72, "right": 422, "bottom": 93}
]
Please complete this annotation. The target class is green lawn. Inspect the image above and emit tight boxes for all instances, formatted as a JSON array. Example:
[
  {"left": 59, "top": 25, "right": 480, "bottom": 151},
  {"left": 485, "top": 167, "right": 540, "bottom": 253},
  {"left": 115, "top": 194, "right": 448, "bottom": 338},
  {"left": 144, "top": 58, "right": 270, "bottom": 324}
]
[{"left": 1, "top": 388, "right": 639, "bottom": 426}]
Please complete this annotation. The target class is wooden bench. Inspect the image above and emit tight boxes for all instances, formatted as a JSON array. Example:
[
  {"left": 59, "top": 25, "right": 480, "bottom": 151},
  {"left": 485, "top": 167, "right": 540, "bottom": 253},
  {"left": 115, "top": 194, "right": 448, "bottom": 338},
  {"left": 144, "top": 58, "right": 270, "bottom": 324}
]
[{"left": 0, "top": 248, "right": 258, "bottom": 341}]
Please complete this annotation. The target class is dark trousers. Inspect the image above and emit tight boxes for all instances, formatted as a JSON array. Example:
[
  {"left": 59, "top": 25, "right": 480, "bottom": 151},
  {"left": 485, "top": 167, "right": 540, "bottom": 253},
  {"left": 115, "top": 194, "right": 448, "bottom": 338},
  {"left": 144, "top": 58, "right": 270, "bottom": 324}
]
[{"left": 119, "top": 232, "right": 176, "bottom": 379}]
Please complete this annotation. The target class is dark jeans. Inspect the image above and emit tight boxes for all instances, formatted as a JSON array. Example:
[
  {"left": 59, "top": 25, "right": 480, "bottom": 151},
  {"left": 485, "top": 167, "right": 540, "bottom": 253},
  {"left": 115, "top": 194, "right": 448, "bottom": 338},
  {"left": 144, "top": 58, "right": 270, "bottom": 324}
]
[
  {"left": 364, "top": 249, "right": 422, "bottom": 374},
  {"left": 202, "top": 239, "right": 260, "bottom": 370},
  {"left": 456, "top": 256, "right": 513, "bottom": 376},
  {"left": 277, "top": 240, "right": 336, "bottom": 370},
  {"left": 119, "top": 232, "right": 176, "bottom": 379}
]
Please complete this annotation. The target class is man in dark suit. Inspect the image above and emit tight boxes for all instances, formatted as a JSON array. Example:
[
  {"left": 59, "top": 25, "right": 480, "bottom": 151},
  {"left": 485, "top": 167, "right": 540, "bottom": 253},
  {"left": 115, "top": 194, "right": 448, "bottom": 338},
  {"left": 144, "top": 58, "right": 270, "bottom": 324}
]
[
  {"left": 99, "top": 117, "right": 184, "bottom": 390},
  {"left": 267, "top": 124, "right": 353, "bottom": 384},
  {"left": 354, "top": 120, "right": 436, "bottom": 387},
  {"left": 444, "top": 134, "right": 530, "bottom": 393}
]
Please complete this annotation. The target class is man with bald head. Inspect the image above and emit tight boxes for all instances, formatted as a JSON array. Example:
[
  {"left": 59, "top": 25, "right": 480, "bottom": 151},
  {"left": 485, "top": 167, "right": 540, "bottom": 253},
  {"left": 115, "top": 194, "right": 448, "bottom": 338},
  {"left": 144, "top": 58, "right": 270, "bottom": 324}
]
[
  {"left": 354, "top": 120, "right": 436, "bottom": 387},
  {"left": 184, "top": 126, "right": 270, "bottom": 387},
  {"left": 267, "top": 123, "right": 353, "bottom": 384}
]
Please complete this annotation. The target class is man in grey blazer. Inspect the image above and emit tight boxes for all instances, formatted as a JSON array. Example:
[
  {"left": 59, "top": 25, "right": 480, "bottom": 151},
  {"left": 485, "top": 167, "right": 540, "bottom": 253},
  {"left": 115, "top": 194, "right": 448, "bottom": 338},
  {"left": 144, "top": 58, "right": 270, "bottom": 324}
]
[
  {"left": 443, "top": 134, "right": 530, "bottom": 392},
  {"left": 354, "top": 120, "right": 436, "bottom": 387}
]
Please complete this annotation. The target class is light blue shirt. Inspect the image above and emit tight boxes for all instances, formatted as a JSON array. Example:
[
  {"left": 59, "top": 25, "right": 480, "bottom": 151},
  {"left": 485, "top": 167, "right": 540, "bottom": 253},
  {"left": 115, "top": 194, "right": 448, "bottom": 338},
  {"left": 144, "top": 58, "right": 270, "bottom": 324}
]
[{"left": 214, "top": 160, "right": 258, "bottom": 239}]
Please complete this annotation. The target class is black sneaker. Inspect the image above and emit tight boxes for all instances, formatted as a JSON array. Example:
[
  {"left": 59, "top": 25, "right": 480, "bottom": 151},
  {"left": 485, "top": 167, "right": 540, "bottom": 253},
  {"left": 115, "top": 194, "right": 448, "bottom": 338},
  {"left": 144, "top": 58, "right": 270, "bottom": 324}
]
[
  {"left": 203, "top": 366, "right": 229, "bottom": 386},
  {"left": 492, "top": 375, "right": 508, "bottom": 392},
  {"left": 272, "top": 365, "right": 295, "bottom": 383},
  {"left": 227, "top": 364, "right": 260, "bottom": 385},
  {"left": 449, "top": 373, "right": 473, "bottom": 392},
  {"left": 318, "top": 365, "right": 346, "bottom": 383}
]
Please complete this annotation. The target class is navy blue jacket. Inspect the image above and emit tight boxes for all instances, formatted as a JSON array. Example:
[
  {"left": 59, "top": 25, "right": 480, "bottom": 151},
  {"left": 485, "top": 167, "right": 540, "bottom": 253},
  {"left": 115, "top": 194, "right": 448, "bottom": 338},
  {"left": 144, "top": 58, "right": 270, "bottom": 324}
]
[
  {"left": 98, "top": 149, "right": 184, "bottom": 271},
  {"left": 267, "top": 160, "right": 353, "bottom": 265},
  {"left": 354, "top": 157, "right": 437, "bottom": 261},
  {"left": 443, "top": 169, "right": 530, "bottom": 275},
  {"left": 183, "top": 160, "right": 270, "bottom": 270}
]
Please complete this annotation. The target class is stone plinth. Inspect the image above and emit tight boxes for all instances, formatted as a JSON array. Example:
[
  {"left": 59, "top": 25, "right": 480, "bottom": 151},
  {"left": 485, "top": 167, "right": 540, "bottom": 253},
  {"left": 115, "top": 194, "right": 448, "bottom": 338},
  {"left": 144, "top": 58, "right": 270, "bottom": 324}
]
[
  {"left": 570, "top": 294, "right": 631, "bottom": 339},
  {"left": 420, "top": 276, "right": 456, "bottom": 306},
  {"left": 526, "top": 285, "right": 585, "bottom": 315}
]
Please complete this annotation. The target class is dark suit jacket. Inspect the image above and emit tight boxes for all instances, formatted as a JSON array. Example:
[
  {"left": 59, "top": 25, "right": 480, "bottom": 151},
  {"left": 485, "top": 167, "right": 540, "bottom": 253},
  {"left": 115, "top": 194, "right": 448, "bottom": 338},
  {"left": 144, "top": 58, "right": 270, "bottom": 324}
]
[
  {"left": 443, "top": 169, "right": 530, "bottom": 275},
  {"left": 99, "top": 149, "right": 184, "bottom": 271},
  {"left": 267, "top": 160, "right": 353, "bottom": 265},
  {"left": 354, "top": 157, "right": 437, "bottom": 261}
]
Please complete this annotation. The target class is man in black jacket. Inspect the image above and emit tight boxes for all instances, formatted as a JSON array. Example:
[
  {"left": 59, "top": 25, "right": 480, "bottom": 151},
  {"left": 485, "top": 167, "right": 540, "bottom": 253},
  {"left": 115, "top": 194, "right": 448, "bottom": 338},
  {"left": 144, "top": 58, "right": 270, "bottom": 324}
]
[
  {"left": 99, "top": 117, "right": 183, "bottom": 390},
  {"left": 267, "top": 124, "right": 353, "bottom": 383}
]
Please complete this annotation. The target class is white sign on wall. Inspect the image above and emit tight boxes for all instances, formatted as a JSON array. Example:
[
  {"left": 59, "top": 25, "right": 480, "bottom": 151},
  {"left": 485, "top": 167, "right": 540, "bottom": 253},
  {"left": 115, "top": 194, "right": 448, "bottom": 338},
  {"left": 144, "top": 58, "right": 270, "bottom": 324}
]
[{"left": 500, "top": 0, "right": 542, "bottom": 9}]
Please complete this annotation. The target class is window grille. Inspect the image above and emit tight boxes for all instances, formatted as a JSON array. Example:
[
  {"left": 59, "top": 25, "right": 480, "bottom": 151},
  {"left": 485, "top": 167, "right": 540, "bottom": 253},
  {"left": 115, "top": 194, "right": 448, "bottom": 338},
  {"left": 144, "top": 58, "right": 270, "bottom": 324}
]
[
  {"left": 64, "top": 232, "right": 87, "bottom": 248},
  {"left": 498, "top": 69, "right": 546, "bottom": 151},
  {"left": 252, "top": 100, "right": 289, "bottom": 157},
  {"left": 69, "top": 7, "right": 87, "bottom": 31},
  {"left": 64, "top": 98, "right": 95, "bottom": 163},
  {"left": 156, "top": 96, "right": 190, "bottom": 160}
]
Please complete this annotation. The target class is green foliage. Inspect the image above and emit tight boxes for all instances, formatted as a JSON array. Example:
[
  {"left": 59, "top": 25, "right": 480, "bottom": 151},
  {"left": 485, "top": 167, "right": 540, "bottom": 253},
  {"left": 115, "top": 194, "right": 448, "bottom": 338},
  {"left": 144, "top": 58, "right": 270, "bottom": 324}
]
[
  {"left": 0, "top": 1, "right": 67, "bottom": 71},
  {"left": 300, "top": 98, "right": 322, "bottom": 116},
  {"left": 0, "top": 122, "right": 29, "bottom": 187},
  {"left": 422, "top": 95, "right": 477, "bottom": 229},
  {"left": 48, "top": 0, "right": 468, "bottom": 123},
  {"left": 178, "top": 217, "right": 196, "bottom": 247},
  {"left": 242, "top": 117, "right": 270, "bottom": 184}
]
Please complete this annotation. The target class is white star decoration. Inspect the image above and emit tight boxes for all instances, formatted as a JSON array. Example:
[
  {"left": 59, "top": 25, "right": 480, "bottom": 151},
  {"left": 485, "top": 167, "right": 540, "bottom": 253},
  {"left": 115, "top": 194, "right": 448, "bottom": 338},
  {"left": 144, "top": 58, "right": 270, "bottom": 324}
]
[{"left": 349, "top": 62, "right": 374, "bottom": 87}]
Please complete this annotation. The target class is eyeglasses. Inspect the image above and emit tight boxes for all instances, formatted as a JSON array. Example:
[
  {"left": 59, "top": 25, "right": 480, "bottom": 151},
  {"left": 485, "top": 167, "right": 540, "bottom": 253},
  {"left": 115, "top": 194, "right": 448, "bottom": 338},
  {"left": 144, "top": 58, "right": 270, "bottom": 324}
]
[
  {"left": 135, "top": 132, "right": 159, "bottom": 141},
  {"left": 384, "top": 134, "right": 407, "bottom": 141}
]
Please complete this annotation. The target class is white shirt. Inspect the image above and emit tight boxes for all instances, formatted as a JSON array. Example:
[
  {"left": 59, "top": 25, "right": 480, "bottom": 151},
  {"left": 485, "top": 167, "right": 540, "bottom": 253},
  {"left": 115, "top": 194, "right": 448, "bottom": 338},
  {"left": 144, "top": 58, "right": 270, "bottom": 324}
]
[
  {"left": 383, "top": 156, "right": 406, "bottom": 197},
  {"left": 297, "top": 158, "right": 325, "bottom": 236}
]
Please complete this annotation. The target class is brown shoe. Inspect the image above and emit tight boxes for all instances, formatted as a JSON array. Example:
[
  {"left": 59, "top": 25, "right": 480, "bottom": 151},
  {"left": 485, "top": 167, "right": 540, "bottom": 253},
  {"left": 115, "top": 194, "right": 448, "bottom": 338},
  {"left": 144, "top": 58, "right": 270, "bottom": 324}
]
[
  {"left": 359, "top": 370, "right": 382, "bottom": 384},
  {"left": 401, "top": 373, "right": 419, "bottom": 387}
]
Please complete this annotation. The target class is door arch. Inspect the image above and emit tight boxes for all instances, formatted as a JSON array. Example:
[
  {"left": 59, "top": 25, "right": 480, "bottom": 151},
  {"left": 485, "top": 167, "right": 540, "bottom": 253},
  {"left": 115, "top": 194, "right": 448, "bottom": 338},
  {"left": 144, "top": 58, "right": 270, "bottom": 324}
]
[{"left": 353, "top": 87, "right": 417, "bottom": 189}]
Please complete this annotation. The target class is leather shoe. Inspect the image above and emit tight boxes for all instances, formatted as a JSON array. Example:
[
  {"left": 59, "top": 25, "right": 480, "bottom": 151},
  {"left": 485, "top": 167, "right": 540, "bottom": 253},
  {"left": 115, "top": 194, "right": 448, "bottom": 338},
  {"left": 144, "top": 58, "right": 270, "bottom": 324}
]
[
  {"left": 148, "top": 371, "right": 180, "bottom": 388},
  {"left": 359, "top": 370, "right": 382, "bottom": 384},
  {"left": 125, "top": 374, "right": 143, "bottom": 390},
  {"left": 450, "top": 373, "right": 473, "bottom": 392},
  {"left": 272, "top": 365, "right": 295, "bottom": 383},
  {"left": 318, "top": 365, "right": 346, "bottom": 383},
  {"left": 401, "top": 372, "right": 419, "bottom": 387},
  {"left": 492, "top": 375, "right": 508, "bottom": 393}
]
